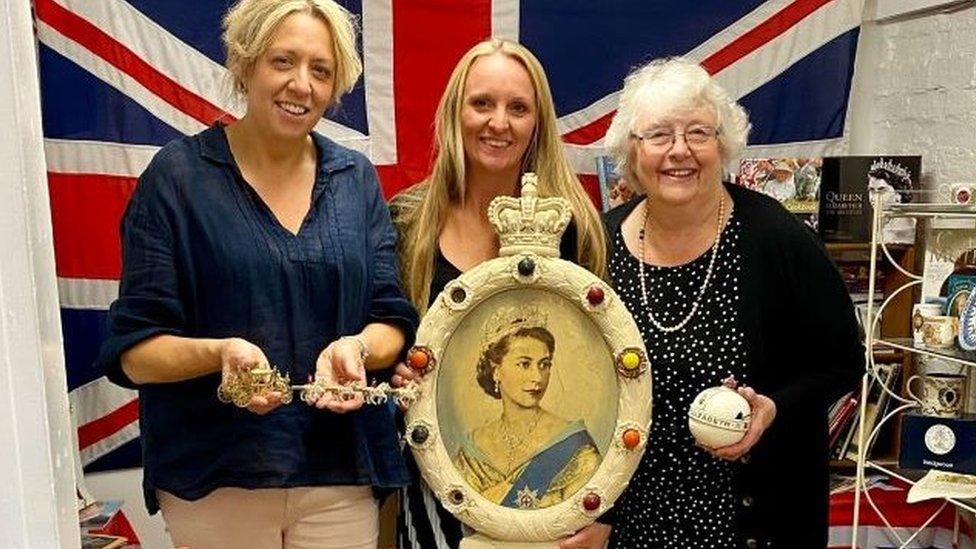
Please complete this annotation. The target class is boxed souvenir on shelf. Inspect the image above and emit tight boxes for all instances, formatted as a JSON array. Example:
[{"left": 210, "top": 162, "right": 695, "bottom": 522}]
[
  {"left": 899, "top": 412, "right": 976, "bottom": 474},
  {"left": 819, "top": 155, "right": 921, "bottom": 244}
]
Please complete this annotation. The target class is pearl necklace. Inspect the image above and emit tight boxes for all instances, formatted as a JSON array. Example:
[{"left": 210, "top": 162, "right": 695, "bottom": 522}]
[{"left": 637, "top": 195, "right": 726, "bottom": 333}]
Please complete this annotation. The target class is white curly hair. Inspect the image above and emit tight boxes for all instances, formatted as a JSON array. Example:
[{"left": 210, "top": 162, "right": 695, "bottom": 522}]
[{"left": 604, "top": 57, "right": 751, "bottom": 193}]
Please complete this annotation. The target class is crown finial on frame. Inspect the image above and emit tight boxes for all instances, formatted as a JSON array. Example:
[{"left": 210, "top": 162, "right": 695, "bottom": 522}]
[{"left": 487, "top": 172, "right": 572, "bottom": 257}]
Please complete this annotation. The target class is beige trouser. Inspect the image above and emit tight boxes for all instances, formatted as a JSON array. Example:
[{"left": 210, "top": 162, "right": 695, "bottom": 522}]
[{"left": 158, "top": 485, "right": 378, "bottom": 549}]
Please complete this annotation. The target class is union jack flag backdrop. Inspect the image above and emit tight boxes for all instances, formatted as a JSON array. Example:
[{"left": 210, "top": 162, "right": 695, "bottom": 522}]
[{"left": 34, "top": 0, "right": 865, "bottom": 472}]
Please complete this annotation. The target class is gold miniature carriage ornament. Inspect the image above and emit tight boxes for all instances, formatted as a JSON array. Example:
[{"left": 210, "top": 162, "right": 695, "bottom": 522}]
[
  {"left": 404, "top": 173, "right": 652, "bottom": 548},
  {"left": 218, "top": 363, "right": 420, "bottom": 409}
]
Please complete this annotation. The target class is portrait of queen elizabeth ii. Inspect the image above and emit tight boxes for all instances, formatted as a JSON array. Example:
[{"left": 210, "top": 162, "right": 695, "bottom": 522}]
[{"left": 449, "top": 303, "right": 602, "bottom": 510}]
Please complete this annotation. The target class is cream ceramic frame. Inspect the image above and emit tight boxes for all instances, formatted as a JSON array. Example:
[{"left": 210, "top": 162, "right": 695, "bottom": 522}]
[{"left": 404, "top": 252, "right": 652, "bottom": 542}]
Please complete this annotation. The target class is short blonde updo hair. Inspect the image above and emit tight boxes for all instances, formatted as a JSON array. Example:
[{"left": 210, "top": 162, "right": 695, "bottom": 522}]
[
  {"left": 222, "top": 0, "right": 363, "bottom": 104},
  {"left": 604, "top": 57, "right": 751, "bottom": 189}
]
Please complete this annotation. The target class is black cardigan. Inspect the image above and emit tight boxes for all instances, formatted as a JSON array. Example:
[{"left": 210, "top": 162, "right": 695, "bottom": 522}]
[{"left": 602, "top": 183, "right": 864, "bottom": 547}]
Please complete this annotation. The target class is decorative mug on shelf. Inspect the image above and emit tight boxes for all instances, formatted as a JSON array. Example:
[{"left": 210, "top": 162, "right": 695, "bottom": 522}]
[
  {"left": 922, "top": 315, "right": 960, "bottom": 349},
  {"left": 939, "top": 183, "right": 976, "bottom": 205},
  {"left": 907, "top": 373, "right": 967, "bottom": 418},
  {"left": 913, "top": 303, "right": 946, "bottom": 346}
]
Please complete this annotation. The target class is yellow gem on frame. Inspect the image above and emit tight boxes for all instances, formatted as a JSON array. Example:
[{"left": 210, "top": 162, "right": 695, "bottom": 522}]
[{"left": 621, "top": 351, "right": 641, "bottom": 370}]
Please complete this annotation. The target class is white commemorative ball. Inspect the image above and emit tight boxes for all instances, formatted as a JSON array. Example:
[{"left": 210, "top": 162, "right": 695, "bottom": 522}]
[{"left": 688, "top": 385, "right": 752, "bottom": 449}]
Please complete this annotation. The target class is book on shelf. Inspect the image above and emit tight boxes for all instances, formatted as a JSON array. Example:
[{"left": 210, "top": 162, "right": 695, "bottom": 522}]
[
  {"left": 736, "top": 157, "right": 820, "bottom": 231},
  {"left": 79, "top": 499, "right": 138, "bottom": 546},
  {"left": 834, "top": 378, "right": 876, "bottom": 459},
  {"left": 819, "top": 155, "right": 921, "bottom": 244},
  {"left": 78, "top": 500, "right": 102, "bottom": 524},
  {"left": 837, "top": 260, "right": 886, "bottom": 297},
  {"left": 827, "top": 390, "right": 850, "bottom": 420},
  {"left": 81, "top": 534, "right": 127, "bottom": 549},
  {"left": 843, "top": 363, "right": 902, "bottom": 461},
  {"left": 853, "top": 301, "right": 884, "bottom": 341},
  {"left": 79, "top": 500, "right": 124, "bottom": 533},
  {"left": 594, "top": 155, "right": 634, "bottom": 212},
  {"left": 829, "top": 473, "right": 888, "bottom": 495},
  {"left": 828, "top": 392, "right": 859, "bottom": 450}
]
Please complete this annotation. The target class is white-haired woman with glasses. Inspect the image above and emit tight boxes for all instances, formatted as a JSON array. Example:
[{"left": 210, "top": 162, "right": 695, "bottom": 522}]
[{"left": 561, "top": 57, "right": 862, "bottom": 549}]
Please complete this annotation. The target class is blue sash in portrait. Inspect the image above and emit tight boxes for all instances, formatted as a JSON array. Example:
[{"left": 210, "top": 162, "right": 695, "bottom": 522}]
[{"left": 501, "top": 429, "right": 593, "bottom": 508}]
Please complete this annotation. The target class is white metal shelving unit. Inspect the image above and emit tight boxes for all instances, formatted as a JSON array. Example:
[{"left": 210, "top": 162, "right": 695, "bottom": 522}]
[{"left": 851, "top": 197, "right": 976, "bottom": 548}]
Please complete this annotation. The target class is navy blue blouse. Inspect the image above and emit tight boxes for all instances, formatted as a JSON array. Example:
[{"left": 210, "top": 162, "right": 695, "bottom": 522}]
[{"left": 95, "top": 125, "right": 418, "bottom": 514}]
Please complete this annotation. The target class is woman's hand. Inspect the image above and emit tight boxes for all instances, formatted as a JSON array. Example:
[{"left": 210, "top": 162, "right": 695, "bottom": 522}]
[
  {"left": 219, "top": 337, "right": 282, "bottom": 415},
  {"left": 312, "top": 337, "right": 367, "bottom": 413},
  {"left": 708, "top": 386, "right": 777, "bottom": 461},
  {"left": 558, "top": 522, "right": 611, "bottom": 549},
  {"left": 391, "top": 362, "right": 419, "bottom": 388},
  {"left": 390, "top": 362, "right": 420, "bottom": 411}
]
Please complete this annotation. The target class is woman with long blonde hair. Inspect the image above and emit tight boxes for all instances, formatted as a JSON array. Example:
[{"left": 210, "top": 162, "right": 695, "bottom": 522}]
[{"left": 389, "top": 38, "right": 606, "bottom": 549}]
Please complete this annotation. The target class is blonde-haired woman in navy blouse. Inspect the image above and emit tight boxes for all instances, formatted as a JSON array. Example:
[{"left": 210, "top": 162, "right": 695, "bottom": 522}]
[{"left": 95, "top": 1, "right": 416, "bottom": 548}]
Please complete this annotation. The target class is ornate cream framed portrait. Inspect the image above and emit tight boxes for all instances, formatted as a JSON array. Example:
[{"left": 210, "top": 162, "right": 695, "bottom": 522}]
[{"left": 403, "top": 175, "right": 652, "bottom": 544}]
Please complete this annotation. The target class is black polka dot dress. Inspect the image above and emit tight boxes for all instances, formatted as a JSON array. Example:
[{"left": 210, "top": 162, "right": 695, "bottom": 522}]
[{"left": 608, "top": 214, "right": 748, "bottom": 548}]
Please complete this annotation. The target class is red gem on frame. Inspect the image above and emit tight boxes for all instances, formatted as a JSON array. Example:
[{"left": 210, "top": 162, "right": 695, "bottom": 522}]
[
  {"left": 582, "top": 492, "right": 601, "bottom": 511},
  {"left": 586, "top": 286, "right": 605, "bottom": 306},
  {"left": 958, "top": 189, "right": 971, "bottom": 204},
  {"left": 622, "top": 429, "right": 641, "bottom": 449},
  {"left": 407, "top": 347, "right": 430, "bottom": 371}
]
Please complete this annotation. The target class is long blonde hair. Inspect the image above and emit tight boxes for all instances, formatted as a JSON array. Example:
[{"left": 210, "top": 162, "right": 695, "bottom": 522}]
[{"left": 392, "top": 39, "right": 606, "bottom": 313}]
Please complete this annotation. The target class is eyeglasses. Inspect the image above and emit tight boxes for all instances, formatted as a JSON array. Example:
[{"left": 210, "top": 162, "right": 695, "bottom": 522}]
[{"left": 631, "top": 125, "right": 720, "bottom": 150}]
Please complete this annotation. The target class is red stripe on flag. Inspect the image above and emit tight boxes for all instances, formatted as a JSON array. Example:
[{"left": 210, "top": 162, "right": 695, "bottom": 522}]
[
  {"left": 35, "top": 0, "right": 232, "bottom": 127},
  {"left": 562, "top": 0, "right": 833, "bottom": 145},
  {"left": 699, "top": 0, "right": 833, "bottom": 74},
  {"left": 561, "top": 112, "right": 616, "bottom": 148},
  {"left": 379, "top": 0, "right": 492, "bottom": 196},
  {"left": 48, "top": 172, "right": 137, "bottom": 279},
  {"left": 577, "top": 174, "right": 604, "bottom": 211},
  {"left": 77, "top": 398, "right": 139, "bottom": 451}
]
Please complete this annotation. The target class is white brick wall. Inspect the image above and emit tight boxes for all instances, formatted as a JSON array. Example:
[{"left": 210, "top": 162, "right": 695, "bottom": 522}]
[{"left": 849, "top": 4, "right": 976, "bottom": 186}]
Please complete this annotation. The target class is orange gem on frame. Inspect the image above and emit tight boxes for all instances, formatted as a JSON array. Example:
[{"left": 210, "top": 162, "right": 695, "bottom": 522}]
[
  {"left": 622, "top": 429, "right": 641, "bottom": 449},
  {"left": 407, "top": 347, "right": 430, "bottom": 371}
]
